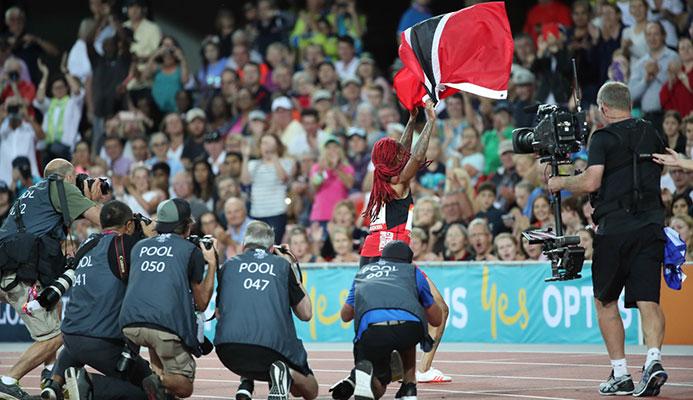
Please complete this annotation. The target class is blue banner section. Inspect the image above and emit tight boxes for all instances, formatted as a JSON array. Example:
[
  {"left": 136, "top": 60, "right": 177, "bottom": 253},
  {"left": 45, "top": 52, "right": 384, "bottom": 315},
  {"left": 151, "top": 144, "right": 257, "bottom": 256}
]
[{"left": 2, "top": 263, "right": 640, "bottom": 344}]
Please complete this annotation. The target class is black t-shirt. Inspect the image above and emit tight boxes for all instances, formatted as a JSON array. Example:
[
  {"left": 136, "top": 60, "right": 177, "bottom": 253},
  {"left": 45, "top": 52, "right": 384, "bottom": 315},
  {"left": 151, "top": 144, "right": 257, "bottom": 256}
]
[
  {"left": 188, "top": 248, "right": 206, "bottom": 283},
  {"left": 587, "top": 118, "right": 665, "bottom": 235},
  {"left": 287, "top": 265, "right": 305, "bottom": 307}
]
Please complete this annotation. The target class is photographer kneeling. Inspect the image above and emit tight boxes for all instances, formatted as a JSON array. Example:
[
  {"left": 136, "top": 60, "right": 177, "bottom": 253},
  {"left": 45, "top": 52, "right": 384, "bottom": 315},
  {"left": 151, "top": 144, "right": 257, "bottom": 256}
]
[
  {"left": 41, "top": 200, "right": 156, "bottom": 400},
  {"left": 214, "top": 221, "right": 318, "bottom": 400},
  {"left": 549, "top": 82, "right": 668, "bottom": 397},
  {"left": 120, "top": 198, "right": 218, "bottom": 399}
]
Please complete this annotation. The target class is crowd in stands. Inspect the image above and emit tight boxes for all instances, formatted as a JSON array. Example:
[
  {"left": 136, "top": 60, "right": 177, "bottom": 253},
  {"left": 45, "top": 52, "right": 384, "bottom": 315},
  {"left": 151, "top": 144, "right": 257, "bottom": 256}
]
[{"left": 3, "top": 0, "right": 693, "bottom": 264}]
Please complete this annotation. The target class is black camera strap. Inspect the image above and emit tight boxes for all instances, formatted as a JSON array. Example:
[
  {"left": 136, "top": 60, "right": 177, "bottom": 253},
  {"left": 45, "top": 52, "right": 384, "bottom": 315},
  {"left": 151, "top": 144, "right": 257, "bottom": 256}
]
[{"left": 12, "top": 198, "right": 25, "bottom": 232}]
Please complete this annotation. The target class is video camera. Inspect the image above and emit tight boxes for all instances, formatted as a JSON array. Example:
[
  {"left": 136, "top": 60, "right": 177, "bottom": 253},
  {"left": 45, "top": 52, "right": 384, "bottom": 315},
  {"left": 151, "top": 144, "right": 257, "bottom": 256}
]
[
  {"left": 511, "top": 59, "right": 588, "bottom": 281},
  {"left": 76, "top": 173, "right": 111, "bottom": 196}
]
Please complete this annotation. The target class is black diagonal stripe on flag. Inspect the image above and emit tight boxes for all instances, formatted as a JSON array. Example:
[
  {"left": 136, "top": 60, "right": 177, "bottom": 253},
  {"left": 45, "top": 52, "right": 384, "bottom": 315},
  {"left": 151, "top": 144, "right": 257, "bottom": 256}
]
[{"left": 409, "top": 14, "right": 444, "bottom": 102}]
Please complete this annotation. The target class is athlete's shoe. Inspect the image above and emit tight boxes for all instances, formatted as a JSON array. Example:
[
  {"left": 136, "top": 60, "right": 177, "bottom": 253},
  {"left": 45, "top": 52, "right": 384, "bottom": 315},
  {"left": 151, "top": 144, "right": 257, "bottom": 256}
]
[
  {"left": 64, "top": 367, "right": 92, "bottom": 400},
  {"left": 416, "top": 367, "right": 452, "bottom": 383},
  {"left": 634, "top": 361, "right": 668, "bottom": 397},
  {"left": 268, "top": 361, "right": 292, "bottom": 400},
  {"left": 142, "top": 374, "right": 170, "bottom": 400},
  {"left": 353, "top": 360, "right": 375, "bottom": 400},
  {"left": 236, "top": 378, "right": 254, "bottom": 400},
  {"left": 40, "top": 379, "right": 64, "bottom": 400},
  {"left": 598, "top": 370, "right": 634, "bottom": 396},
  {"left": 0, "top": 379, "right": 41, "bottom": 400},
  {"left": 39, "top": 368, "right": 52, "bottom": 390},
  {"left": 394, "top": 381, "right": 417, "bottom": 400},
  {"left": 329, "top": 375, "right": 355, "bottom": 400}
]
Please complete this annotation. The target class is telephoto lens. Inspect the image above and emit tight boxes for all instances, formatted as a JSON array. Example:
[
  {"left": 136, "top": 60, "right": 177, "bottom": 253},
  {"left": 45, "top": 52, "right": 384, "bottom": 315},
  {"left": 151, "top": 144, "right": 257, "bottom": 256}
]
[{"left": 37, "top": 269, "right": 75, "bottom": 311}]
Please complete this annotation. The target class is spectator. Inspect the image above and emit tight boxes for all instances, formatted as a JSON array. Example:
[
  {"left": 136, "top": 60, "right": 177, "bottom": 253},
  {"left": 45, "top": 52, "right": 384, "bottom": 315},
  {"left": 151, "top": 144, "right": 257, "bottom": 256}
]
[
  {"left": 151, "top": 161, "right": 171, "bottom": 198},
  {"left": 340, "top": 76, "right": 363, "bottom": 122},
  {"left": 531, "top": 27, "right": 574, "bottom": 107},
  {"left": 72, "top": 140, "right": 92, "bottom": 175},
  {"left": 414, "top": 136, "right": 446, "bottom": 197},
  {"left": 646, "top": 0, "right": 682, "bottom": 49},
  {"left": 215, "top": 175, "right": 242, "bottom": 217},
  {"left": 521, "top": 230, "right": 547, "bottom": 260},
  {"left": 1, "top": 6, "right": 59, "bottom": 84},
  {"left": 87, "top": 22, "right": 130, "bottom": 156},
  {"left": 123, "top": 0, "right": 163, "bottom": 91},
  {"left": 489, "top": 141, "right": 521, "bottom": 211},
  {"left": 143, "top": 35, "right": 190, "bottom": 114},
  {"left": 192, "top": 159, "right": 217, "bottom": 211},
  {"left": 413, "top": 196, "right": 443, "bottom": 237},
  {"left": 320, "top": 199, "right": 369, "bottom": 258},
  {"left": 220, "top": 67, "right": 240, "bottom": 105},
  {"left": 439, "top": 93, "right": 481, "bottom": 157},
  {"left": 227, "top": 88, "right": 259, "bottom": 135},
  {"left": 287, "top": 226, "right": 324, "bottom": 263},
  {"left": 0, "top": 180, "right": 10, "bottom": 226},
  {"left": 207, "top": 94, "right": 232, "bottom": 133},
  {"left": 0, "top": 38, "right": 30, "bottom": 85},
  {"left": 34, "top": 58, "right": 85, "bottom": 165},
  {"left": 146, "top": 131, "right": 184, "bottom": 178},
  {"left": 442, "top": 223, "right": 474, "bottom": 261},
  {"left": 397, "top": 0, "right": 432, "bottom": 35},
  {"left": 577, "top": 226, "right": 595, "bottom": 260},
  {"left": 662, "top": 110, "right": 686, "bottom": 154},
  {"left": 9, "top": 156, "right": 40, "bottom": 198},
  {"left": 566, "top": 1, "right": 595, "bottom": 103},
  {"left": 0, "top": 57, "right": 35, "bottom": 114},
  {"left": 324, "top": 107, "right": 350, "bottom": 136},
  {"left": 357, "top": 53, "right": 390, "bottom": 104},
  {"left": 447, "top": 126, "right": 485, "bottom": 187},
  {"left": 241, "top": 133, "right": 295, "bottom": 243},
  {"left": 335, "top": 35, "right": 358, "bottom": 79},
  {"left": 291, "top": 70, "right": 316, "bottom": 111},
  {"left": 330, "top": 225, "right": 360, "bottom": 262},
  {"left": 671, "top": 192, "right": 692, "bottom": 216},
  {"left": 119, "top": 165, "right": 166, "bottom": 217},
  {"left": 561, "top": 195, "right": 586, "bottom": 236},
  {"left": 494, "top": 232, "right": 523, "bottom": 261},
  {"left": 264, "top": 42, "right": 292, "bottom": 91},
  {"left": 629, "top": 22, "right": 679, "bottom": 133},
  {"left": 290, "top": 108, "right": 328, "bottom": 157},
  {"left": 197, "top": 35, "right": 228, "bottom": 107},
  {"left": 223, "top": 197, "right": 254, "bottom": 254},
  {"left": 290, "top": 151, "right": 319, "bottom": 227},
  {"left": 468, "top": 218, "right": 499, "bottom": 261},
  {"left": 355, "top": 103, "right": 383, "bottom": 148},
  {"left": 511, "top": 68, "right": 538, "bottom": 128},
  {"left": 660, "top": 37, "right": 693, "bottom": 118},
  {"left": 475, "top": 182, "right": 507, "bottom": 237},
  {"left": 481, "top": 101, "right": 514, "bottom": 175},
  {"left": 271, "top": 63, "right": 293, "bottom": 97},
  {"left": 410, "top": 227, "right": 440, "bottom": 262},
  {"left": 530, "top": 194, "right": 554, "bottom": 228},
  {"left": 290, "top": 0, "right": 331, "bottom": 54},
  {"left": 309, "top": 135, "right": 355, "bottom": 228},
  {"left": 329, "top": 0, "right": 366, "bottom": 48},
  {"left": 587, "top": 3, "right": 623, "bottom": 89},
  {"left": 203, "top": 130, "right": 226, "bottom": 175},
  {"left": 514, "top": 181, "right": 535, "bottom": 216},
  {"left": 316, "top": 61, "right": 340, "bottom": 93},
  {"left": 243, "top": 61, "right": 272, "bottom": 113},
  {"left": 377, "top": 103, "right": 402, "bottom": 132},
  {"left": 104, "top": 136, "right": 133, "bottom": 177},
  {"left": 171, "top": 170, "right": 210, "bottom": 221},
  {"left": 229, "top": 42, "right": 269, "bottom": 86},
  {"left": 181, "top": 107, "right": 207, "bottom": 168},
  {"left": 271, "top": 96, "right": 306, "bottom": 147},
  {"left": 0, "top": 100, "right": 43, "bottom": 185},
  {"left": 175, "top": 88, "right": 193, "bottom": 117},
  {"left": 523, "top": 0, "right": 572, "bottom": 44},
  {"left": 622, "top": 0, "right": 650, "bottom": 62},
  {"left": 347, "top": 127, "right": 371, "bottom": 192},
  {"left": 513, "top": 33, "right": 536, "bottom": 70},
  {"left": 215, "top": 8, "right": 236, "bottom": 58},
  {"left": 253, "top": 0, "right": 292, "bottom": 56}
]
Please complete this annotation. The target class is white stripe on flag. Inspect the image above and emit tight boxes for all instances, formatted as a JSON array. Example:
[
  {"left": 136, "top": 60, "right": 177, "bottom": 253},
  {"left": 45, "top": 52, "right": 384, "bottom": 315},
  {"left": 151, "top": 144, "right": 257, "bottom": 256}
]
[
  {"left": 431, "top": 12, "right": 453, "bottom": 102},
  {"left": 443, "top": 82, "right": 508, "bottom": 100},
  {"left": 404, "top": 27, "right": 412, "bottom": 48}
]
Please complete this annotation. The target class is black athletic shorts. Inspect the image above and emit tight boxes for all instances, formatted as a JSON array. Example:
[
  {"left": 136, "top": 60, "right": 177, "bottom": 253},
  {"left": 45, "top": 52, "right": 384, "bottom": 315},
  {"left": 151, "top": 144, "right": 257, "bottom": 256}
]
[
  {"left": 355, "top": 321, "right": 423, "bottom": 386},
  {"left": 215, "top": 343, "right": 313, "bottom": 382},
  {"left": 592, "top": 223, "right": 665, "bottom": 308}
]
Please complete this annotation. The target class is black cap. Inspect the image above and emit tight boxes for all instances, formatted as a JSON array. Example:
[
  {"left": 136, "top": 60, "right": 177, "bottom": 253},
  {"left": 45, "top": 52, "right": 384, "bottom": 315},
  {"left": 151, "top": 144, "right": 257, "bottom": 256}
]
[
  {"left": 204, "top": 130, "right": 222, "bottom": 142},
  {"left": 154, "top": 198, "right": 191, "bottom": 233},
  {"left": 12, "top": 156, "right": 31, "bottom": 180},
  {"left": 381, "top": 240, "right": 413, "bottom": 264},
  {"left": 0, "top": 180, "right": 9, "bottom": 193}
]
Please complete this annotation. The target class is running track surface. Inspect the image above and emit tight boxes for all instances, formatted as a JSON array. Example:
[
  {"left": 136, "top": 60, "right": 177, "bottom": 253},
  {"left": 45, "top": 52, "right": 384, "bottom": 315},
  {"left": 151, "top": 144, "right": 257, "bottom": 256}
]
[{"left": 1, "top": 346, "right": 692, "bottom": 399}]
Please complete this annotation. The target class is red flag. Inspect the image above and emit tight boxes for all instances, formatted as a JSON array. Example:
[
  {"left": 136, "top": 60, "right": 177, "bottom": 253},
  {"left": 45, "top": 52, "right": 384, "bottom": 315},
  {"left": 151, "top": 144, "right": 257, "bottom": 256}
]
[{"left": 394, "top": 2, "right": 514, "bottom": 110}]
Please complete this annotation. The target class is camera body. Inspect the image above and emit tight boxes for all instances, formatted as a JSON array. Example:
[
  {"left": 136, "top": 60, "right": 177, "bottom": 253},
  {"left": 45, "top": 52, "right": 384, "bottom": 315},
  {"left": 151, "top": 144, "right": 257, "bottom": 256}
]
[
  {"left": 512, "top": 105, "right": 588, "bottom": 162},
  {"left": 187, "top": 234, "right": 213, "bottom": 250},
  {"left": 75, "top": 173, "right": 110, "bottom": 197},
  {"left": 522, "top": 230, "right": 585, "bottom": 281}
]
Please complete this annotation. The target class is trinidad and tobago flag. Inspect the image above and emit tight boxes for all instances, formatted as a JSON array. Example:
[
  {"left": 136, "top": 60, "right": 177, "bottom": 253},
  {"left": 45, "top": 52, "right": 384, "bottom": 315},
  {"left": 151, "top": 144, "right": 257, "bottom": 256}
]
[{"left": 394, "top": 2, "right": 514, "bottom": 110}]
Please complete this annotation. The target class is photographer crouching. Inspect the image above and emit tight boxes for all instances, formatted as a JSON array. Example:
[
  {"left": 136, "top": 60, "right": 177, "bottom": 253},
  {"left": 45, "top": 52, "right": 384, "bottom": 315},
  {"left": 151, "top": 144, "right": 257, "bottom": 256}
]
[
  {"left": 120, "top": 198, "right": 218, "bottom": 399},
  {"left": 548, "top": 82, "right": 668, "bottom": 397},
  {"left": 41, "top": 200, "right": 156, "bottom": 400},
  {"left": 0, "top": 158, "right": 103, "bottom": 399}
]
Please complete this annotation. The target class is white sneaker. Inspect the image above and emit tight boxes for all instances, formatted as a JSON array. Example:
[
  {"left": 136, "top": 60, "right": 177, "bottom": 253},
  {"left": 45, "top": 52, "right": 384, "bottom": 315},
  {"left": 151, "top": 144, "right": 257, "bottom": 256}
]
[{"left": 416, "top": 367, "right": 451, "bottom": 383}]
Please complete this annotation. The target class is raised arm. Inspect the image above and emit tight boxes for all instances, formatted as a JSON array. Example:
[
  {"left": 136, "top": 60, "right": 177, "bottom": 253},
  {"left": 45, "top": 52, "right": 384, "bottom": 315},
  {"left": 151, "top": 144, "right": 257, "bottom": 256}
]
[
  {"left": 35, "top": 59, "right": 49, "bottom": 104},
  {"left": 399, "top": 100, "right": 436, "bottom": 183},
  {"left": 399, "top": 107, "right": 418, "bottom": 152},
  {"left": 191, "top": 239, "right": 219, "bottom": 311}
]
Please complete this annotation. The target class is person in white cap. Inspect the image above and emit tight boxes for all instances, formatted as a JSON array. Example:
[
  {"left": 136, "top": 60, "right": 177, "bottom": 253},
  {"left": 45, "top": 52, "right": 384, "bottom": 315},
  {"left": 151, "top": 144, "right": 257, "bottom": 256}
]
[{"left": 271, "top": 96, "right": 306, "bottom": 147}]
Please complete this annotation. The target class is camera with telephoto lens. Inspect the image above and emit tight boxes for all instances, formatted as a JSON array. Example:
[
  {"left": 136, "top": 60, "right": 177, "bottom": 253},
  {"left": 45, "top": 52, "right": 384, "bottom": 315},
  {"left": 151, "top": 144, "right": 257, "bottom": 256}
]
[
  {"left": 187, "top": 234, "right": 214, "bottom": 250},
  {"left": 75, "top": 173, "right": 110, "bottom": 196},
  {"left": 512, "top": 104, "right": 588, "bottom": 162},
  {"left": 132, "top": 213, "right": 151, "bottom": 240},
  {"left": 37, "top": 257, "right": 76, "bottom": 310}
]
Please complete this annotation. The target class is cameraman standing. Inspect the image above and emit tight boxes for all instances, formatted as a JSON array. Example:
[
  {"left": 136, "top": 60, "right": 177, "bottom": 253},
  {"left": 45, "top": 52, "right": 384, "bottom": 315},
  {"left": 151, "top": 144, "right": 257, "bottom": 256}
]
[
  {"left": 214, "top": 221, "right": 318, "bottom": 400},
  {"left": 41, "top": 200, "right": 156, "bottom": 400},
  {"left": 549, "top": 81, "right": 668, "bottom": 397},
  {"left": 120, "top": 198, "right": 218, "bottom": 399},
  {"left": 0, "top": 158, "right": 103, "bottom": 399}
]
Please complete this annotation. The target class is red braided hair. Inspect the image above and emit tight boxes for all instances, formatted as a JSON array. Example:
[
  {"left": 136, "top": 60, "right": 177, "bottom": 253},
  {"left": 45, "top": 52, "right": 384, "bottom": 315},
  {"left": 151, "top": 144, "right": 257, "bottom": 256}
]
[{"left": 363, "top": 138, "right": 411, "bottom": 221}]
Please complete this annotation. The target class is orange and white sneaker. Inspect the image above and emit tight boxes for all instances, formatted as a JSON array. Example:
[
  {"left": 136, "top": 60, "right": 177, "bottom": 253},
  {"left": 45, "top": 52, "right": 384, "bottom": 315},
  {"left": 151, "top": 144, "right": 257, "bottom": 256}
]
[{"left": 416, "top": 367, "right": 452, "bottom": 383}]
